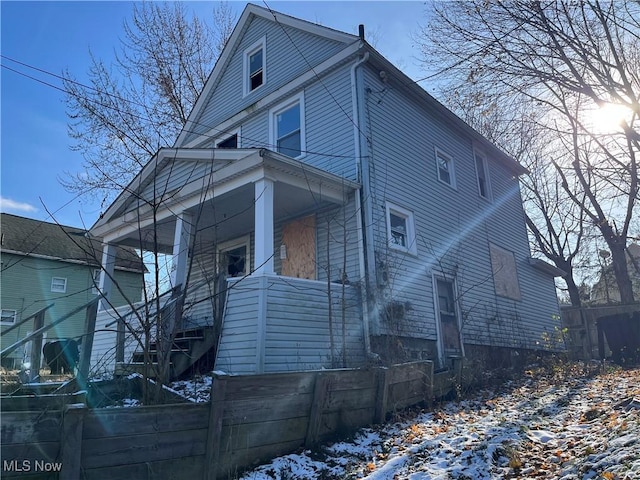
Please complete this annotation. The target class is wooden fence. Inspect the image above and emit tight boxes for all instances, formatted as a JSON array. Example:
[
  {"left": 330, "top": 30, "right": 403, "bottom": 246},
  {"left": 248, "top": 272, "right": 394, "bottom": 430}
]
[
  {"left": 561, "top": 303, "right": 640, "bottom": 360},
  {"left": 1, "top": 361, "right": 439, "bottom": 480}
]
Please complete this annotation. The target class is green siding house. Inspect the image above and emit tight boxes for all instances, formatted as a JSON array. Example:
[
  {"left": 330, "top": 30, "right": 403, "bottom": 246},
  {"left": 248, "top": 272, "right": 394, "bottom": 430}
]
[{"left": 1, "top": 213, "right": 144, "bottom": 369}]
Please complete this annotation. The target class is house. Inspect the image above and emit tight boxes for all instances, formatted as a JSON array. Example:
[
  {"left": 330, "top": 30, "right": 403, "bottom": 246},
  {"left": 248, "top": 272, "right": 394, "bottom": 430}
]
[
  {"left": 590, "top": 244, "right": 640, "bottom": 305},
  {"left": 89, "top": 4, "right": 562, "bottom": 377},
  {"left": 0, "top": 213, "right": 144, "bottom": 369}
]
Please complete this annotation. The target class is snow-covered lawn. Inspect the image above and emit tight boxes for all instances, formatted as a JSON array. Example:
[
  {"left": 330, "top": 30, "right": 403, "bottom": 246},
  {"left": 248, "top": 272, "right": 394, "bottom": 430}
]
[{"left": 236, "top": 364, "right": 639, "bottom": 480}]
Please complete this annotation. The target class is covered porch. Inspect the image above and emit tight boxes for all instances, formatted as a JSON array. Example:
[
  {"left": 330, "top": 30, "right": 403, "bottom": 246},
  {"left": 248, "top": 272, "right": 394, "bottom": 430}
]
[{"left": 90, "top": 148, "right": 366, "bottom": 376}]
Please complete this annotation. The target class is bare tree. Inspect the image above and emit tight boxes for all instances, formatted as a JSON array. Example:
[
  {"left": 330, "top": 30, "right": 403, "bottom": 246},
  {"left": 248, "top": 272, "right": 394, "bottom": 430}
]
[
  {"left": 62, "top": 2, "right": 235, "bottom": 208},
  {"left": 418, "top": 0, "right": 639, "bottom": 303}
]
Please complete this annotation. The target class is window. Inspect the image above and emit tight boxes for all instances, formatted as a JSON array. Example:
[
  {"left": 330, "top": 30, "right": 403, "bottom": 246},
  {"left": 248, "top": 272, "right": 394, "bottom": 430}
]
[
  {"left": 244, "top": 37, "right": 266, "bottom": 95},
  {"left": 474, "top": 150, "right": 491, "bottom": 199},
  {"left": 92, "top": 269, "right": 101, "bottom": 295},
  {"left": 489, "top": 243, "right": 521, "bottom": 300},
  {"left": 270, "top": 94, "right": 305, "bottom": 159},
  {"left": 1, "top": 309, "right": 16, "bottom": 325},
  {"left": 217, "top": 134, "right": 238, "bottom": 149},
  {"left": 218, "top": 236, "right": 251, "bottom": 278},
  {"left": 385, "top": 202, "right": 417, "bottom": 255},
  {"left": 435, "top": 148, "right": 456, "bottom": 188},
  {"left": 51, "top": 277, "right": 67, "bottom": 293}
]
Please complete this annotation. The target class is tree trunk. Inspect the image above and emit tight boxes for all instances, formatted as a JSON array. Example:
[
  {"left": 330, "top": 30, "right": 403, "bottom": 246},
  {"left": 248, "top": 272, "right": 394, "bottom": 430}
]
[
  {"left": 609, "top": 242, "right": 635, "bottom": 303},
  {"left": 563, "top": 272, "right": 582, "bottom": 307}
]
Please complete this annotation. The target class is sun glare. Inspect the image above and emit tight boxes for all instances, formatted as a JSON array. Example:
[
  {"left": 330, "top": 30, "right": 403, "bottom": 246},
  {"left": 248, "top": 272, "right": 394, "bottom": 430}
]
[{"left": 590, "top": 102, "right": 631, "bottom": 133}]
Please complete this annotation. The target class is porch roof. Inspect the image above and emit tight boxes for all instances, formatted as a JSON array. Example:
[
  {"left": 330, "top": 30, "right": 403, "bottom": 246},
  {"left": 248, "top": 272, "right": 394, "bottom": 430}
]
[{"left": 90, "top": 148, "right": 359, "bottom": 243}]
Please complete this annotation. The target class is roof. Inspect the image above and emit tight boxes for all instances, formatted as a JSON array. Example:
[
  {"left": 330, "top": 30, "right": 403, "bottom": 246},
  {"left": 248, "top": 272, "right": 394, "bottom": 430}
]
[{"left": 1, "top": 213, "right": 144, "bottom": 272}]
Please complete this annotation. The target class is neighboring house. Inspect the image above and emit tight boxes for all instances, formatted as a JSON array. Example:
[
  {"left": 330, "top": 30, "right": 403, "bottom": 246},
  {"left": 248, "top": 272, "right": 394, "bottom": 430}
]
[
  {"left": 0, "top": 213, "right": 144, "bottom": 369},
  {"left": 590, "top": 243, "right": 640, "bottom": 305},
  {"left": 90, "top": 4, "right": 562, "bottom": 376}
]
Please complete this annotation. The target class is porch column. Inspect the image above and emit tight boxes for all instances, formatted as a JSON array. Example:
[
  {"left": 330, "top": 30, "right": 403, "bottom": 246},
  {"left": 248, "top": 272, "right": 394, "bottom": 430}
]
[
  {"left": 98, "top": 243, "right": 117, "bottom": 311},
  {"left": 254, "top": 177, "right": 274, "bottom": 274},
  {"left": 170, "top": 212, "right": 193, "bottom": 289}
]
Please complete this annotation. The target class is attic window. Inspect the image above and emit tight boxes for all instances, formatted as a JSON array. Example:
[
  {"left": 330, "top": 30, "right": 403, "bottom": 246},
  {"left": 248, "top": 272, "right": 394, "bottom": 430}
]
[{"left": 244, "top": 37, "right": 266, "bottom": 95}]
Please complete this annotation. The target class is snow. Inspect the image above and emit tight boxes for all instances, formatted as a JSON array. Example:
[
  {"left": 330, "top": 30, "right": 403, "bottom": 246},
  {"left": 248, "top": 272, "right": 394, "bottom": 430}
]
[{"left": 236, "top": 365, "right": 639, "bottom": 480}]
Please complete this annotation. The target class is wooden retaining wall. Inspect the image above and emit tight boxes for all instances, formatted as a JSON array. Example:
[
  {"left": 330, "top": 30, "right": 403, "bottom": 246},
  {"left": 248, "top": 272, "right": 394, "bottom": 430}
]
[{"left": 1, "top": 361, "right": 436, "bottom": 480}]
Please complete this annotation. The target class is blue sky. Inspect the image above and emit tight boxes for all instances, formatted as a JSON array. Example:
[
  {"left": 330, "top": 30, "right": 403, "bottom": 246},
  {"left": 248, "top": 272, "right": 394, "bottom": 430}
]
[{"left": 1, "top": 1, "right": 428, "bottom": 228}]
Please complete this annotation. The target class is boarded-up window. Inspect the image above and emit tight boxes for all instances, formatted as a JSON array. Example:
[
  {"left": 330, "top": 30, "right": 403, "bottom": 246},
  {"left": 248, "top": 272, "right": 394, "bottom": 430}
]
[
  {"left": 281, "top": 215, "right": 316, "bottom": 280},
  {"left": 489, "top": 243, "right": 521, "bottom": 300}
]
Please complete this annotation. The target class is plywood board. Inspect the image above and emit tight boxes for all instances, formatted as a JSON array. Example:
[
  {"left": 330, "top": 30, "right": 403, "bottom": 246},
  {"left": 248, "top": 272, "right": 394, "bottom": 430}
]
[{"left": 281, "top": 215, "right": 316, "bottom": 280}]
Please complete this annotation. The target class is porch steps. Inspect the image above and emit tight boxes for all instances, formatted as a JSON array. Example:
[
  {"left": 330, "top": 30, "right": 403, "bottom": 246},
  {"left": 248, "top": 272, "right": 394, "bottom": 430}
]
[{"left": 122, "top": 326, "right": 217, "bottom": 380}]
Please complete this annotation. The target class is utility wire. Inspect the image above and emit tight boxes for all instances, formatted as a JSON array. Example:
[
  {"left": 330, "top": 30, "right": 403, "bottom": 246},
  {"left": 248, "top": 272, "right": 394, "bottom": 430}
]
[{"left": 1, "top": 56, "right": 356, "bottom": 160}]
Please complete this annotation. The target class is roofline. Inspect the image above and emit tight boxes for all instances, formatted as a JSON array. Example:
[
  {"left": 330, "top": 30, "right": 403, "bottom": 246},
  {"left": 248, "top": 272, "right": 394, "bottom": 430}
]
[
  {"left": 91, "top": 148, "right": 360, "bottom": 242},
  {"left": 92, "top": 148, "right": 267, "bottom": 231},
  {"left": 260, "top": 148, "right": 360, "bottom": 191},
  {"left": 528, "top": 257, "right": 567, "bottom": 278},
  {"left": 0, "top": 212, "right": 91, "bottom": 235},
  {"left": 363, "top": 45, "right": 528, "bottom": 176},
  {"left": 0, "top": 249, "right": 143, "bottom": 274},
  {"left": 175, "top": 3, "right": 357, "bottom": 147}
]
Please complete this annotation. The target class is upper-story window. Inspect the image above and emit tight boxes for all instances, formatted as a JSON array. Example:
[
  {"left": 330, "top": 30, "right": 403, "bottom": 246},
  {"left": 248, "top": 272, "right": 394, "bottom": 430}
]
[
  {"left": 270, "top": 93, "right": 305, "bottom": 159},
  {"left": 92, "top": 269, "right": 101, "bottom": 295},
  {"left": 435, "top": 148, "right": 456, "bottom": 189},
  {"left": 51, "top": 277, "right": 67, "bottom": 293},
  {"left": 474, "top": 150, "right": 492, "bottom": 200},
  {"left": 385, "top": 202, "right": 417, "bottom": 255},
  {"left": 244, "top": 37, "right": 266, "bottom": 96},
  {"left": 1, "top": 309, "right": 17, "bottom": 325}
]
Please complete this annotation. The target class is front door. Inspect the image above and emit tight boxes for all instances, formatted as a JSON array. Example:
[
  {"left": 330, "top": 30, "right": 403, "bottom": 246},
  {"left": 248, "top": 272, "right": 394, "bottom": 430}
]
[
  {"left": 436, "top": 278, "right": 462, "bottom": 357},
  {"left": 281, "top": 215, "right": 316, "bottom": 279}
]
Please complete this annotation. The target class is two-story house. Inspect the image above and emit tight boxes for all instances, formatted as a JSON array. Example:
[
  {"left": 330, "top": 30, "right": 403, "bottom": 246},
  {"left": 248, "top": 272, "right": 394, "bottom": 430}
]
[
  {"left": 89, "top": 4, "right": 562, "bottom": 376},
  {"left": 0, "top": 213, "right": 144, "bottom": 369}
]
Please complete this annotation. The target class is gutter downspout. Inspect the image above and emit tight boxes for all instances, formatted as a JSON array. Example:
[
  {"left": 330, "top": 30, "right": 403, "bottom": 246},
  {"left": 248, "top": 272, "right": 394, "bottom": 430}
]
[{"left": 351, "top": 47, "right": 376, "bottom": 359}]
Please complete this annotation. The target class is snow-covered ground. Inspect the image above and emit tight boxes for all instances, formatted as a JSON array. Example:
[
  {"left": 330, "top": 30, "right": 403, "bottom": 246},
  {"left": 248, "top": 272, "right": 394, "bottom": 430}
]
[{"left": 233, "top": 364, "right": 639, "bottom": 480}]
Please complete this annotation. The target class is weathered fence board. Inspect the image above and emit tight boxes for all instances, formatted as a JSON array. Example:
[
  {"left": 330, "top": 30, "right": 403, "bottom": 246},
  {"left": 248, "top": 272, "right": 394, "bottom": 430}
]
[
  {"left": 83, "top": 455, "right": 204, "bottom": 480},
  {"left": 1, "top": 412, "right": 62, "bottom": 444},
  {"left": 82, "top": 404, "right": 208, "bottom": 438},
  {"left": 1, "top": 360, "right": 441, "bottom": 480},
  {"left": 81, "top": 429, "right": 208, "bottom": 468}
]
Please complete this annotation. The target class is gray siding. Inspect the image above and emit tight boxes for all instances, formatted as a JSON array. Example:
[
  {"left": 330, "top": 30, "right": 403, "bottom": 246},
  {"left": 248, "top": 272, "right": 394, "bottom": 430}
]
[
  {"left": 214, "top": 277, "right": 260, "bottom": 375},
  {"left": 237, "top": 63, "right": 357, "bottom": 179},
  {"left": 183, "top": 16, "right": 350, "bottom": 146},
  {"left": 361, "top": 65, "right": 560, "bottom": 350},
  {"left": 214, "top": 276, "right": 365, "bottom": 375},
  {"left": 264, "top": 277, "right": 365, "bottom": 372}
]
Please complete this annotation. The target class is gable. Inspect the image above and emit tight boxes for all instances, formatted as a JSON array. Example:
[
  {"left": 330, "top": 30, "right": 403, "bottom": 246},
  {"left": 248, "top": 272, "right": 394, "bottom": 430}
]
[{"left": 177, "top": 5, "right": 357, "bottom": 148}]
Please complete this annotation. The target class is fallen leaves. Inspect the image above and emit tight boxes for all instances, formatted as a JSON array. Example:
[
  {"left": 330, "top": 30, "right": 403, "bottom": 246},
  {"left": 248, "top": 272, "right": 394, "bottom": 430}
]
[{"left": 240, "top": 365, "right": 640, "bottom": 480}]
